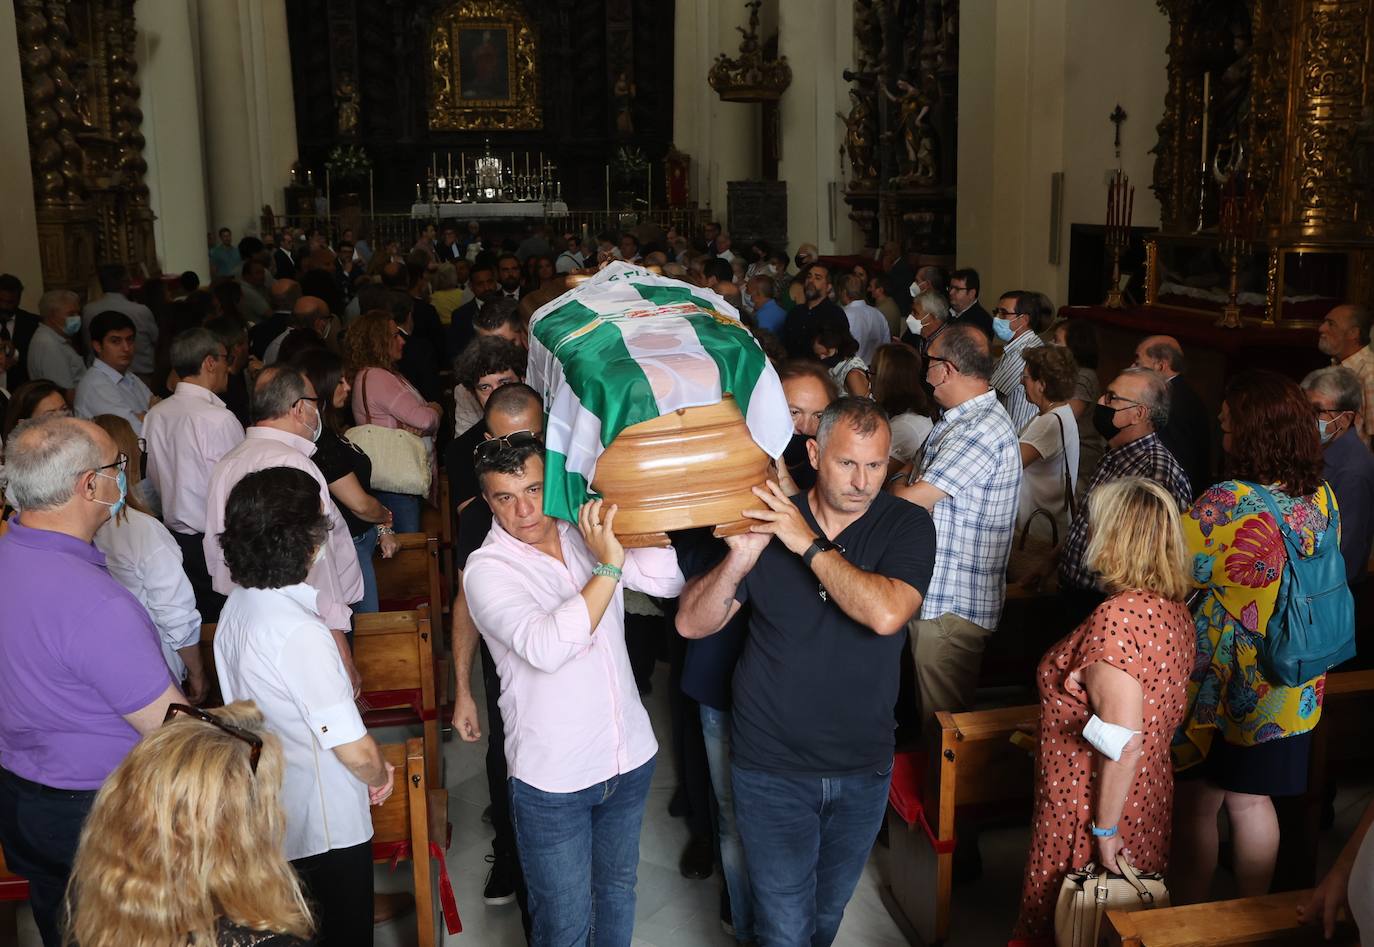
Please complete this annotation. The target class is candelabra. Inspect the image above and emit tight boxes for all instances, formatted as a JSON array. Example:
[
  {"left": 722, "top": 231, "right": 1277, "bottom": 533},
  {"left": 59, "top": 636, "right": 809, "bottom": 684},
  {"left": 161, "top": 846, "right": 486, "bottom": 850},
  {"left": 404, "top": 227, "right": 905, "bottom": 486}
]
[
  {"left": 1216, "top": 187, "right": 1262, "bottom": 329},
  {"left": 417, "top": 147, "right": 563, "bottom": 205},
  {"left": 1104, "top": 170, "right": 1134, "bottom": 309}
]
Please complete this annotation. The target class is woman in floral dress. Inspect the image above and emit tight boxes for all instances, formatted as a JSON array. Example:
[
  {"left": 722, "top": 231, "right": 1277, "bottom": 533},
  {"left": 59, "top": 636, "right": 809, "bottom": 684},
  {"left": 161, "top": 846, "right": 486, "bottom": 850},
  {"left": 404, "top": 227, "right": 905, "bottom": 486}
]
[
  {"left": 1170, "top": 370, "right": 1334, "bottom": 903},
  {"left": 1011, "top": 477, "right": 1194, "bottom": 944}
]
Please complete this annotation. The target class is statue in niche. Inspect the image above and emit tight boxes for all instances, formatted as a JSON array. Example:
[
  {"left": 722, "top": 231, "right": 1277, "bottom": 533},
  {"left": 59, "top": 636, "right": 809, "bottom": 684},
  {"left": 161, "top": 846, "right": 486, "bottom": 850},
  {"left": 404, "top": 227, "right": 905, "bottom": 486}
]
[
  {"left": 837, "top": 88, "right": 878, "bottom": 185},
  {"left": 336, "top": 71, "right": 361, "bottom": 136},
  {"left": 614, "top": 71, "right": 636, "bottom": 136},
  {"left": 883, "top": 78, "right": 931, "bottom": 184}
]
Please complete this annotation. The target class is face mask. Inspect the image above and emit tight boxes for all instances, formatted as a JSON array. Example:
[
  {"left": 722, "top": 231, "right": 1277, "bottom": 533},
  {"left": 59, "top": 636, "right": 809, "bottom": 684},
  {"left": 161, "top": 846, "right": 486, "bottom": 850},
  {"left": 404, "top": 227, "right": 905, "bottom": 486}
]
[
  {"left": 906, "top": 314, "right": 922, "bottom": 335},
  {"left": 1317, "top": 417, "right": 1336, "bottom": 444},
  {"left": 909, "top": 281, "right": 919, "bottom": 298},
  {"left": 794, "top": 254, "right": 807, "bottom": 269},
  {"left": 94, "top": 468, "right": 128, "bottom": 518},
  {"left": 63, "top": 315, "right": 82, "bottom": 337},
  {"left": 1092, "top": 402, "right": 1126, "bottom": 441},
  {"left": 306, "top": 401, "right": 324, "bottom": 443},
  {"left": 992, "top": 317, "right": 1014, "bottom": 342}
]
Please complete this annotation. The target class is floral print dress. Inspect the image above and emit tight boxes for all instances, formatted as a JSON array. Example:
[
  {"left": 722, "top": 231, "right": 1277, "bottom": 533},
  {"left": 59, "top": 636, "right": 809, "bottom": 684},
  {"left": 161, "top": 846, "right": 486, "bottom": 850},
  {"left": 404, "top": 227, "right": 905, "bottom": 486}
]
[{"left": 1172, "top": 480, "right": 1332, "bottom": 771}]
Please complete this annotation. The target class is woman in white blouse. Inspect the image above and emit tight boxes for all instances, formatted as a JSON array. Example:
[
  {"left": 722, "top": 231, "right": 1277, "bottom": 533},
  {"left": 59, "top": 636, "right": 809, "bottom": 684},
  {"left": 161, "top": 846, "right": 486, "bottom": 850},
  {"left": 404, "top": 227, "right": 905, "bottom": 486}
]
[
  {"left": 870, "top": 343, "right": 933, "bottom": 472},
  {"left": 1016, "top": 346, "right": 1081, "bottom": 542},
  {"left": 214, "top": 465, "right": 394, "bottom": 947},
  {"left": 89, "top": 415, "right": 206, "bottom": 701}
]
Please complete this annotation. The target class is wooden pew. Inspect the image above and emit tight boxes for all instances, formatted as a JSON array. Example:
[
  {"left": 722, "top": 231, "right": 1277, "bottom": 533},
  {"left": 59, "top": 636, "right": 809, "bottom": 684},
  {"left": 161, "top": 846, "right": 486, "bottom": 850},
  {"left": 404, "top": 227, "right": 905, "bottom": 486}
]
[
  {"left": 372, "top": 738, "right": 461, "bottom": 947},
  {"left": 1103, "top": 890, "right": 1358, "bottom": 946},
  {"left": 375, "top": 533, "right": 444, "bottom": 621},
  {"left": 355, "top": 611, "right": 442, "bottom": 789},
  {"left": 419, "top": 472, "right": 455, "bottom": 608},
  {"left": 881, "top": 704, "right": 1039, "bottom": 946}
]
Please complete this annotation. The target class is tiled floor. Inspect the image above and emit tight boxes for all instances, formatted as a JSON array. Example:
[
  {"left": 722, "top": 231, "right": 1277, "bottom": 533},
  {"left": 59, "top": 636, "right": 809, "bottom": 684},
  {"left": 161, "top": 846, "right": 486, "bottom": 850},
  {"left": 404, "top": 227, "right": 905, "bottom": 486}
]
[{"left": 2, "top": 660, "right": 1369, "bottom": 946}]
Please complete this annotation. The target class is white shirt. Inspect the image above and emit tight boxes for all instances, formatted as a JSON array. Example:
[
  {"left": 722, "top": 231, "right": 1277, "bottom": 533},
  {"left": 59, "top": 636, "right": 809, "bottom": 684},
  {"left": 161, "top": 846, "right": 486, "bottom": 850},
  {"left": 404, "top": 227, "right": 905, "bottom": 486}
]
[
  {"left": 94, "top": 508, "right": 201, "bottom": 679},
  {"left": 555, "top": 250, "right": 585, "bottom": 274},
  {"left": 844, "top": 299, "right": 892, "bottom": 365},
  {"left": 716, "top": 248, "right": 736, "bottom": 263},
  {"left": 215, "top": 584, "right": 371, "bottom": 861},
  {"left": 81, "top": 292, "right": 158, "bottom": 375},
  {"left": 990, "top": 330, "right": 1045, "bottom": 434},
  {"left": 1017, "top": 404, "right": 1081, "bottom": 542},
  {"left": 453, "top": 385, "right": 483, "bottom": 437},
  {"left": 143, "top": 381, "right": 244, "bottom": 535},
  {"left": 888, "top": 411, "right": 934, "bottom": 464},
  {"left": 27, "top": 323, "right": 86, "bottom": 390},
  {"left": 74, "top": 358, "right": 154, "bottom": 434},
  {"left": 204, "top": 427, "right": 364, "bottom": 631}
]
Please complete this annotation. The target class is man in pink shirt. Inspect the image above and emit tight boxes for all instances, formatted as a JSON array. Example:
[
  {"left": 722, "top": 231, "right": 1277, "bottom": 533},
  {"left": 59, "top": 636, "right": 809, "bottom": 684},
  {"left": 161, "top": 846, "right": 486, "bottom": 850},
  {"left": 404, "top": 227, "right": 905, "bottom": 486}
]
[
  {"left": 203, "top": 365, "right": 365, "bottom": 686},
  {"left": 464, "top": 437, "right": 684, "bottom": 946},
  {"left": 143, "top": 327, "right": 244, "bottom": 619}
]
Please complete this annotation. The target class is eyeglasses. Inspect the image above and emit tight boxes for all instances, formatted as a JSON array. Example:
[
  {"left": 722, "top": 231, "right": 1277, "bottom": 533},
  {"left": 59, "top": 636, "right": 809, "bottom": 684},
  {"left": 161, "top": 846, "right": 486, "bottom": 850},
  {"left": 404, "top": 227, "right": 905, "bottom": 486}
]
[
  {"left": 926, "top": 354, "right": 953, "bottom": 370},
  {"left": 993, "top": 307, "right": 1019, "bottom": 318},
  {"left": 163, "top": 703, "right": 263, "bottom": 774},
  {"left": 1103, "top": 392, "right": 1145, "bottom": 408},
  {"left": 949, "top": 284, "right": 971, "bottom": 293},
  {"left": 95, "top": 452, "right": 129, "bottom": 474},
  {"left": 473, "top": 430, "right": 541, "bottom": 462}
]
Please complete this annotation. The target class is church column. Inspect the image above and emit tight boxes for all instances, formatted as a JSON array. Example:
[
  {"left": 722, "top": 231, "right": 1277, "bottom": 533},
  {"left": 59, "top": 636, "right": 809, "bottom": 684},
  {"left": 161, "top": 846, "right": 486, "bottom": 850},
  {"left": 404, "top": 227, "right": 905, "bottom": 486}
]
[
  {"left": 135, "top": 0, "right": 210, "bottom": 277},
  {"left": 0, "top": 4, "right": 43, "bottom": 306},
  {"left": 195, "top": 0, "right": 296, "bottom": 242}
]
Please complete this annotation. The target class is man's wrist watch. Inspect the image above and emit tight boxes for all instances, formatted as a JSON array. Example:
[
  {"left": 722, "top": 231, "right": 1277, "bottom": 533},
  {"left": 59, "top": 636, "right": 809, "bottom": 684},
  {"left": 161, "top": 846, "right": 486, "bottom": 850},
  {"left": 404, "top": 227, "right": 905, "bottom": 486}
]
[{"left": 803, "top": 537, "right": 839, "bottom": 568}]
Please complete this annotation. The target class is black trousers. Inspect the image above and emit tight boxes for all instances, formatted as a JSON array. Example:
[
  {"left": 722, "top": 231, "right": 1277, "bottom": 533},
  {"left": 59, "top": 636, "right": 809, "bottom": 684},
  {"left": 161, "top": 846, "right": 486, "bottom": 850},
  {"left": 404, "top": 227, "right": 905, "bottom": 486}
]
[
  {"left": 291, "top": 840, "right": 374, "bottom": 947},
  {"left": 480, "top": 638, "right": 532, "bottom": 938},
  {"left": 0, "top": 768, "right": 98, "bottom": 947},
  {"left": 170, "top": 529, "right": 226, "bottom": 622}
]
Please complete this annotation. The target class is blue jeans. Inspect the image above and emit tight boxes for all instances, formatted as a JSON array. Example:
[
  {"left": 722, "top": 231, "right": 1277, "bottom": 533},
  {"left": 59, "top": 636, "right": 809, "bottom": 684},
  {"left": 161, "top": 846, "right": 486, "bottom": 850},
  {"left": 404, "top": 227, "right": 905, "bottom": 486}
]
[
  {"left": 700, "top": 706, "right": 754, "bottom": 941},
  {"left": 509, "top": 758, "right": 655, "bottom": 946},
  {"left": 731, "top": 759, "right": 893, "bottom": 947},
  {"left": 374, "top": 490, "right": 421, "bottom": 534},
  {"left": 351, "top": 527, "right": 379, "bottom": 614}
]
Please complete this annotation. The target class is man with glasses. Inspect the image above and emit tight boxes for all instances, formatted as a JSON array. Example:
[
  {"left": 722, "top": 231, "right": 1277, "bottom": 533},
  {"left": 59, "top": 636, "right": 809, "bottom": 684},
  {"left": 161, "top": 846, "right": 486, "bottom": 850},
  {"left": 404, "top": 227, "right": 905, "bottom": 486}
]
[
  {"left": 891, "top": 324, "right": 1021, "bottom": 726},
  {"left": 0, "top": 416, "right": 183, "bottom": 946},
  {"left": 203, "top": 366, "right": 364, "bottom": 692},
  {"left": 143, "top": 328, "right": 244, "bottom": 620},
  {"left": 945, "top": 267, "right": 993, "bottom": 339},
  {"left": 1057, "top": 367, "right": 1191, "bottom": 624},
  {"left": 464, "top": 434, "right": 684, "bottom": 946},
  {"left": 988, "top": 290, "right": 1045, "bottom": 433},
  {"left": 1302, "top": 366, "right": 1374, "bottom": 586}
]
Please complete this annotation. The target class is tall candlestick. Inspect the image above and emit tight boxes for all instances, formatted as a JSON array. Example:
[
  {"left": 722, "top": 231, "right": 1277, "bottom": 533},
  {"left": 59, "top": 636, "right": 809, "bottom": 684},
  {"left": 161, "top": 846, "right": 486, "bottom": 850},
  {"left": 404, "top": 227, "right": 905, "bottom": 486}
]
[
  {"left": 432, "top": 153, "right": 437, "bottom": 183},
  {"left": 447, "top": 152, "right": 452, "bottom": 182},
  {"left": 606, "top": 165, "right": 611, "bottom": 213},
  {"left": 1200, "top": 72, "right": 1211, "bottom": 168},
  {"left": 1126, "top": 180, "right": 1134, "bottom": 230}
]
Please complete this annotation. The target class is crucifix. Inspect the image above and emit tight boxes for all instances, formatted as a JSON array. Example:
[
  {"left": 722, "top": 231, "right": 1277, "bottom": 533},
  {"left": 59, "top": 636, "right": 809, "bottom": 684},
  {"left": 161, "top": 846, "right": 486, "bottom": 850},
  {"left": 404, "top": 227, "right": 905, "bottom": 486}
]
[{"left": 1110, "top": 104, "right": 1128, "bottom": 164}]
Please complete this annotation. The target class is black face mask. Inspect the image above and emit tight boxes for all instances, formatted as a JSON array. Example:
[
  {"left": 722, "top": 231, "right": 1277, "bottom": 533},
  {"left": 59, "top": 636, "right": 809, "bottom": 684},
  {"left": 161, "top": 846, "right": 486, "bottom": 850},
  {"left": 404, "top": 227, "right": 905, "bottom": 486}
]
[
  {"left": 794, "top": 254, "right": 807, "bottom": 270},
  {"left": 782, "top": 432, "right": 818, "bottom": 492},
  {"left": 1092, "top": 402, "right": 1126, "bottom": 441}
]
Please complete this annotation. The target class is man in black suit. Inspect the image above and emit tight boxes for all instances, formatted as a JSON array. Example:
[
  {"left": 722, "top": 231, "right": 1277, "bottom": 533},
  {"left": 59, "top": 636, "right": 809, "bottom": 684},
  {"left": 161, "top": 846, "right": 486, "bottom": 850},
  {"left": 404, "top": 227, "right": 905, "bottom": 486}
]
[
  {"left": 781, "top": 262, "right": 849, "bottom": 359},
  {"left": 0, "top": 273, "right": 41, "bottom": 391},
  {"left": 248, "top": 279, "right": 300, "bottom": 361},
  {"left": 946, "top": 267, "right": 993, "bottom": 339},
  {"left": 1134, "top": 334, "right": 1210, "bottom": 500},
  {"left": 438, "top": 225, "right": 465, "bottom": 263},
  {"left": 271, "top": 229, "right": 297, "bottom": 280},
  {"left": 446, "top": 262, "right": 498, "bottom": 362}
]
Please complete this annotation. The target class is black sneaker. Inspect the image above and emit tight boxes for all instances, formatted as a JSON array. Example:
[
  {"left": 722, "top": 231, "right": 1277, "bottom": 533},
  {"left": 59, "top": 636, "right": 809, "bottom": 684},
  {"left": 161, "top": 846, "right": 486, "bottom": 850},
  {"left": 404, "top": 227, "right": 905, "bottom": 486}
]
[{"left": 483, "top": 852, "right": 517, "bottom": 906}]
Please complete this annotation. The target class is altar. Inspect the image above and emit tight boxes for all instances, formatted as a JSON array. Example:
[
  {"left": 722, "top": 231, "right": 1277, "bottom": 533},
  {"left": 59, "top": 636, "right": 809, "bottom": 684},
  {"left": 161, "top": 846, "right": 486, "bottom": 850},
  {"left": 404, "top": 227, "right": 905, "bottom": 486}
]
[{"left": 409, "top": 201, "right": 569, "bottom": 221}]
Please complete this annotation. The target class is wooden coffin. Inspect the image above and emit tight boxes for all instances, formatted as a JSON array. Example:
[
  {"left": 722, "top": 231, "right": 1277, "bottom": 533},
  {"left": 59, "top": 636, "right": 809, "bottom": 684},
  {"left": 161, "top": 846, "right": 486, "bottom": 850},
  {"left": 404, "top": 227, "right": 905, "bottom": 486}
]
[{"left": 592, "top": 394, "right": 771, "bottom": 548}]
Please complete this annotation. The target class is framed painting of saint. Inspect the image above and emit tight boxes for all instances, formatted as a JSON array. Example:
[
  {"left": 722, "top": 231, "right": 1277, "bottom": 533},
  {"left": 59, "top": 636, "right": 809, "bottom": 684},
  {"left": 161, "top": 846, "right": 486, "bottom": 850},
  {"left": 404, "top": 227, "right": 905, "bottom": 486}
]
[{"left": 431, "top": 0, "right": 541, "bottom": 130}]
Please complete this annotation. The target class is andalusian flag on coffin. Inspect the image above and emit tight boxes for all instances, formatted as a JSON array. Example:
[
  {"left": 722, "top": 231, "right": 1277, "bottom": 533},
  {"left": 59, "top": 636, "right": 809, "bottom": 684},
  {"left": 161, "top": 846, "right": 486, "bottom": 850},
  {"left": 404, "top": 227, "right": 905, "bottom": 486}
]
[{"left": 527, "top": 262, "right": 793, "bottom": 523}]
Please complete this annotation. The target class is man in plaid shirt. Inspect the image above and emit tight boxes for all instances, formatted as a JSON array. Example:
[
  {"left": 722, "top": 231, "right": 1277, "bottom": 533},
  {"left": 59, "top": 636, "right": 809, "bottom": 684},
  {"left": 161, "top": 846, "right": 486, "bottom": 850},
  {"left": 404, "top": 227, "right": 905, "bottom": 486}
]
[
  {"left": 1058, "top": 367, "right": 1193, "bottom": 624},
  {"left": 893, "top": 324, "right": 1022, "bottom": 724}
]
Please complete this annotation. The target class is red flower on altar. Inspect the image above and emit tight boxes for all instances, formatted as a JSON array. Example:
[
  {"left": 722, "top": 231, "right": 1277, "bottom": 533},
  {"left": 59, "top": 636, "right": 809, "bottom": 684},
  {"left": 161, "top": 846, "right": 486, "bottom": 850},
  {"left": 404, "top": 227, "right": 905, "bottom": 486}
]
[{"left": 1224, "top": 513, "right": 1284, "bottom": 588}]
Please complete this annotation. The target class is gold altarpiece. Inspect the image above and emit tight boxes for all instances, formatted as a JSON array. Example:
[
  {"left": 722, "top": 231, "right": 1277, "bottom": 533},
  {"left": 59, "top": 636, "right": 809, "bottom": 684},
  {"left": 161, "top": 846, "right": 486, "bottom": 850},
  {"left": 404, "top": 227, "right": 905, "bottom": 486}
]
[
  {"left": 14, "top": 0, "right": 156, "bottom": 294},
  {"left": 1148, "top": 0, "right": 1374, "bottom": 325}
]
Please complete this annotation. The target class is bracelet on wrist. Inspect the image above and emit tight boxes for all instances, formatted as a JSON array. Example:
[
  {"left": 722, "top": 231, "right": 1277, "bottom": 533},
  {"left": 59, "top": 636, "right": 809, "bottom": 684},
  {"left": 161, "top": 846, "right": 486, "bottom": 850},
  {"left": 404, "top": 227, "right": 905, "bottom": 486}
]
[
  {"left": 592, "top": 562, "right": 623, "bottom": 581},
  {"left": 377, "top": 525, "right": 394, "bottom": 536},
  {"left": 1090, "top": 822, "right": 1118, "bottom": 838}
]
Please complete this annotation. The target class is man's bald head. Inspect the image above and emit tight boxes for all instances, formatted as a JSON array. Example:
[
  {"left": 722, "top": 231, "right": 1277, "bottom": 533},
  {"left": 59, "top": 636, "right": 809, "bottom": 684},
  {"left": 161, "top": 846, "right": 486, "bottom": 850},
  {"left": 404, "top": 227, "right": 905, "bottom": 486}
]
[
  {"left": 292, "top": 295, "right": 330, "bottom": 331},
  {"left": 483, "top": 382, "right": 544, "bottom": 438},
  {"left": 1134, "top": 334, "right": 1186, "bottom": 377},
  {"left": 270, "top": 278, "right": 301, "bottom": 311}
]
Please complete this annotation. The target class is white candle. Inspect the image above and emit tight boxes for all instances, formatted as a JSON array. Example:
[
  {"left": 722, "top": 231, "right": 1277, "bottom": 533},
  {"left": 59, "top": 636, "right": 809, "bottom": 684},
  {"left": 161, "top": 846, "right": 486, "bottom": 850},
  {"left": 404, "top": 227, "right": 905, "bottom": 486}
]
[{"left": 1201, "top": 72, "right": 1210, "bottom": 168}]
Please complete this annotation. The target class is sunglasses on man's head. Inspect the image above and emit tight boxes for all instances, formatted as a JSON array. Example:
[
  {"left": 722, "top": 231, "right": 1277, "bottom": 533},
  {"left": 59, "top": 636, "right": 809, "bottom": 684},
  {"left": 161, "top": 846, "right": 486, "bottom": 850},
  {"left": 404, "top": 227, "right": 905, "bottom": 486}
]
[
  {"left": 163, "top": 703, "right": 263, "bottom": 774},
  {"left": 473, "top": 430, "right": 541, "bottom": 462}
]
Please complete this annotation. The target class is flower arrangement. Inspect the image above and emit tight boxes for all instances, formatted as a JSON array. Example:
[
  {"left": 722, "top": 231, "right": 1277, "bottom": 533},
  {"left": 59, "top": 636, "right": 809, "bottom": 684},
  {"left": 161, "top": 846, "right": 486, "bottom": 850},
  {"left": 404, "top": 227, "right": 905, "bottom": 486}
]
[{"left": 324, "top": 145, "right": 371, "bottom": 183}]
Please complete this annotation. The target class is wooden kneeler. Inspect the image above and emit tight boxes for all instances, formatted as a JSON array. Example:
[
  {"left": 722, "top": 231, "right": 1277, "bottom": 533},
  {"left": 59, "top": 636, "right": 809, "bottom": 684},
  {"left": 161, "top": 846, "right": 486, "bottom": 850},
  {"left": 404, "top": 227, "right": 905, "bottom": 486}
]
[
  {"left": 372, "top": 739, "right": 461, "bottom": 947},
  {"left": 1104, "top": 890, "right": 1358, "bottom": 945},
  {"left": 355, "top": 610, "right": 442, "bottom": 789}
]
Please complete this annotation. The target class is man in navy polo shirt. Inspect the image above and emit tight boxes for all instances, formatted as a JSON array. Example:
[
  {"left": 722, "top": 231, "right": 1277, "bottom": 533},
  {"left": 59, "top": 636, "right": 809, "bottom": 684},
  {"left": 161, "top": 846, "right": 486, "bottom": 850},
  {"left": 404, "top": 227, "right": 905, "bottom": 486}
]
[{"left": 677, "top": 397, "right": 936, "bottom": 946}]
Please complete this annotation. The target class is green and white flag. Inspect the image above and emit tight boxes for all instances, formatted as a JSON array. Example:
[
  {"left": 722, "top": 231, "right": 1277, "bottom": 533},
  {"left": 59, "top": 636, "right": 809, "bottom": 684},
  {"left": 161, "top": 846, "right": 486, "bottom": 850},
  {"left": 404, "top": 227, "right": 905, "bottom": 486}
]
[{"left": 527, "top": 262, "right": 793, "bottom": 522}]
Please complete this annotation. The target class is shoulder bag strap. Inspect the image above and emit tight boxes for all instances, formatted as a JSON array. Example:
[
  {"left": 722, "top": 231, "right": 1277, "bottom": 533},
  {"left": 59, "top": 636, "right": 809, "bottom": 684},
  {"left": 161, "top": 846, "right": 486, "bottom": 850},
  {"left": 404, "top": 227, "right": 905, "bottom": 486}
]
[
  {"left": 358, "top": 367, "right": 373, "bottom": 425},
  {"left": 1053, "top": 410, "right": 1077, "bottom": 520}
]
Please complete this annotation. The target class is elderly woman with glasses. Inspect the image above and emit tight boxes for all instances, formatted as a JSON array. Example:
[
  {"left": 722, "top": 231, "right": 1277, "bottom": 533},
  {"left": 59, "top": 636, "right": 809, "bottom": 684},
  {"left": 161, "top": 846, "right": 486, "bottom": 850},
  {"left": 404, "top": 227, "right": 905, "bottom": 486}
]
[{"left": 214, "top": 465, "right": 394, "bottom": 947}]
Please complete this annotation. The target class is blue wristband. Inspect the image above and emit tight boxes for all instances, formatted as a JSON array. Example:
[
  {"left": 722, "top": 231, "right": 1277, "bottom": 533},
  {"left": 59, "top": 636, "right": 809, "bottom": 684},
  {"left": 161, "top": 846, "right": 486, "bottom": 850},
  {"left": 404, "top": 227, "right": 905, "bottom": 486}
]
[{"left": 1090, "top": 823, "right": 1118, "bottom": 838}]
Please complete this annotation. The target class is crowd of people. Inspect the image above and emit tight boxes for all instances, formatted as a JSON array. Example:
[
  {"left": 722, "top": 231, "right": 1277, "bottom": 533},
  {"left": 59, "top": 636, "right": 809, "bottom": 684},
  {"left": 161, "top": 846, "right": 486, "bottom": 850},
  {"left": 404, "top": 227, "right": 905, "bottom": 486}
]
[{"left": 0, "top": 216, "right": 1370, "bottom": 947}]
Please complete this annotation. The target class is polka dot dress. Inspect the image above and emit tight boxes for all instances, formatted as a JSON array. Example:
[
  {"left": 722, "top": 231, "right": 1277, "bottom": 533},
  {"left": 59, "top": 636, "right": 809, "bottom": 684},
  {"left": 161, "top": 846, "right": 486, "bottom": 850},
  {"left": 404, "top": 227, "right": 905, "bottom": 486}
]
[{"left": 1011, "top": 591, "right": 1194, "bottom": 941}]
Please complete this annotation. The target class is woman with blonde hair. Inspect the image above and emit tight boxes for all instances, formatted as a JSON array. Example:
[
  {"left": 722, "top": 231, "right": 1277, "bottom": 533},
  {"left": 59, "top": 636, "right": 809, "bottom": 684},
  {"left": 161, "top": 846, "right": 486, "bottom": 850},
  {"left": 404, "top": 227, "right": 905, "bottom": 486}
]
[
  {"left": 344, "top": 310, "right": 441, "bottom": 533},
  {"left": 64, "top": 700, "right": 314, "bottom": 946},
  {"left": 89, "top": 414, "right": 207, "bottom": 702},
  {"left": 1011, "top": 477, "right": 1195, "bottom": 945}
]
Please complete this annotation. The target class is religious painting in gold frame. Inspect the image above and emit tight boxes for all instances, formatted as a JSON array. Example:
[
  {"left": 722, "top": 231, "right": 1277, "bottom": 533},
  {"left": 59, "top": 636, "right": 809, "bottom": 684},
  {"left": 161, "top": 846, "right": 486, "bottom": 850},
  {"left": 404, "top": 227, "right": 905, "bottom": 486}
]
[{"left": 430, "top": 0, "right": 541, "bottom": 131}]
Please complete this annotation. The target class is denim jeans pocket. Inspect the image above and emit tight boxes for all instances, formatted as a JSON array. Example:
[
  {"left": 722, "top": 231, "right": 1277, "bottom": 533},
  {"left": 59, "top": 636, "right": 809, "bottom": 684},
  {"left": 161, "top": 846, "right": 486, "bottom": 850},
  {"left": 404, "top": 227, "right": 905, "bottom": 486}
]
[{"left": 875, "top": 756, "right": 895, "bottom": 777}]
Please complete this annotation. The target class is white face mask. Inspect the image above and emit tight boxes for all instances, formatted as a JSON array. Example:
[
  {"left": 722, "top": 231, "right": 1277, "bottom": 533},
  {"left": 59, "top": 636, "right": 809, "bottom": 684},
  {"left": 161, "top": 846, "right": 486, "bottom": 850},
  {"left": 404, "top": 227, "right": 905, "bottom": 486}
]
[{"left": 909, "top": 281, "right": 919, "bottom": 298}]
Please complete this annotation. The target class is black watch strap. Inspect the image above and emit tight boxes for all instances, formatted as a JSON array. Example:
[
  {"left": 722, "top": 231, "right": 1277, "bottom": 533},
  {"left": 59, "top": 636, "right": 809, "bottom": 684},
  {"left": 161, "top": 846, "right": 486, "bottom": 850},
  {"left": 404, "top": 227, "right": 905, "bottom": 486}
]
[{"left": 803, "top": 538, "right": 838, "bottom": 568}]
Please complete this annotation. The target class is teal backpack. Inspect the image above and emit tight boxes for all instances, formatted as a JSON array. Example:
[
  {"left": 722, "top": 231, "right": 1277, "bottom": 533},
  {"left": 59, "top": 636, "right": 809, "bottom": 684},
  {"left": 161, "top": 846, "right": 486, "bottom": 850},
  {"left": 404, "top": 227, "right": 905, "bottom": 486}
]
[{"left": 1243, "top": 482, "right": 1356, "bottom": 687}]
